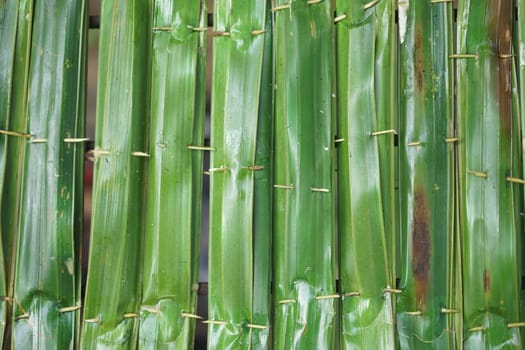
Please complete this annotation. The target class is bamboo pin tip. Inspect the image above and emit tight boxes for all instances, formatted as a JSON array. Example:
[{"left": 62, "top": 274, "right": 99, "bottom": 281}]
[
  {"left": 311, "top": 187, "right": 330, "bottom": 193},
  {"left": 141, "top": 306, "right": 160, "bottom": 314},
  {"left": 467, "top": 326, "right": 484, "bottom": 332},
  {"left": 383, "top": 288, "right": 402, "bottom": 294},
  {"left": 153, "top": 26, "right": 172, "bottom": 32},
  {"left": 449, "top": 53, "right": 478, "bottom": 59},
  {"left": 202, "top": 320, "right": 227, "bottom": 326},
  {"left": 208, "top": 167, "right": 229, "bottom": 173},
  {"left": 440, "top": 308, "right": 459, "bottom": 314},
  {"left": 181, "top": 312, "right": 203, "bottom": 320},
  {"left": 0, "top": 129, "right": 33, "bottom": 138},
  {"left": 405, "top": 311, "right": 423, "bottom": 316},
  {"left": 315, "top": 294, "right": 340, "bottom": 300},
  {"left": 506, "top": 177, "right": 525, "bottom": 185},
  {"left": 213, "top": 31, "right": 231, "bottom": 37},
  {"left": 467, "top": 169, "right": 488, "bottom": 178},
  {"left": 187, "top": 25, "right": 208, "bottom": 32},
  {"left": 363, "top": 0, "right": 380, "bottom": 10},
  {"left": 90, "top": 149, "right": 111, "bottom": 157},
  {"left": 59, "top": 305, "right": 82, "bottom": 313},
  {"left": 508, "top": 322, "right": 525, "bottom": 328},
  {"left": 371, "top": 129, "right": 397, "bottom": 136},
  {"left": 334, "top": 14, "right": 347, "bottom": 23},
  {"left": 187, "top": 145, "right": 215, "bottom": 151},
  {"left": 28, "top": 138, "right": 48, "bottom": 144},
  {"left": 271, "top": 4, "right": 291, "bottom": 12},
  {"left": 131, "top": 151, "right": 150, "bottom": 158},
  {"left": 274, "top": 184, "right": 294, "bottom": 190},
  {"left": 246, "top": 324, "right": 269, "bottom": 329},
  {"left": 15, "top": 313, "right": 29, "bottom": 321},
  {"left": 251, "top": 29, "right": 266, "bottom": 36},
  {"left": 64, "top": 137, "right": 91, "bottom": 143},
  {"left": 84, "top": 318, "right": 101, "bottom": 324}
]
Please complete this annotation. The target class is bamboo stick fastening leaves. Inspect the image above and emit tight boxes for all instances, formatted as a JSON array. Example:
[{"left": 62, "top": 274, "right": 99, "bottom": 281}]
[
  {"left": 138, "top": 1, "right": 206, "bottom": 349},
  {"left": 81, "top": 1, "right": 151, "bottom": 348}
]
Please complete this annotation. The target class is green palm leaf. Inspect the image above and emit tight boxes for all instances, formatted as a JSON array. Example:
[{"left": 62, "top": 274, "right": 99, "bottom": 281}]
[
  {"left": 397, "top": 0, "right": 456, "bottom": 348},
  {"left": 138, "top": 1, "right": 207, "bottom": 348},
  {"left": 251, "top": 2, "right": 273, "bottom": 348},
  {"left": 272, "top": 1, "right": 336, "bottom": 348},
  {"left": 80, "top": 1, "right": 151, "bottom": 348},
  {"left": 1, "top": 0, "right": 34, "bottom": 345},
  {"left": 0, "top": 0, "right": 19, "bottom": 345},
  {"left": 208, "top": 0, "right": 269, "bottom": 348},
  {"left": 12, "top": 1, "right": 87, "bottom": 348},
  {"left": 456, "top": 1, "right": 522, "bottom": 347},
  {"left": 515, "top": 0, "right": 525, "bottom": 343},
  {"left": 335, "top": 0, "right": 396, "bottom": 347}
]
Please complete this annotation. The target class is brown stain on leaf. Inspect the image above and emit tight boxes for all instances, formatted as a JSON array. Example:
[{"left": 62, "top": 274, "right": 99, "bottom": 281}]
[
  {"left": 412, "top": 188, "right": 431, "bottom": 310},
  {"left": 414, "top": 25, "right": 424, "bottom": 92},
  {"left": 489, "top": 0, "right": 512, "bottom": 134},
  {"left": 484, "top": 269, "right": 491, "bottom": 293}
]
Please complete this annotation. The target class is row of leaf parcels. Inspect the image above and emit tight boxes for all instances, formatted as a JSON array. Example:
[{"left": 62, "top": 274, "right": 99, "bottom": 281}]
[
  {"left": 208, "top": 0, "right": 271, "bottom": 349},
  {"left": 214, "top": 0, "right": 394, "bottom": 348},
  {"left": 0, "top": 0, "right": 87, "bottom": 348},
  {"left": 81, "top": 0, "right": 207, "bottom": 349},
  {"left": 2, "top": 0, "right": 525, "bottom": 349}
]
